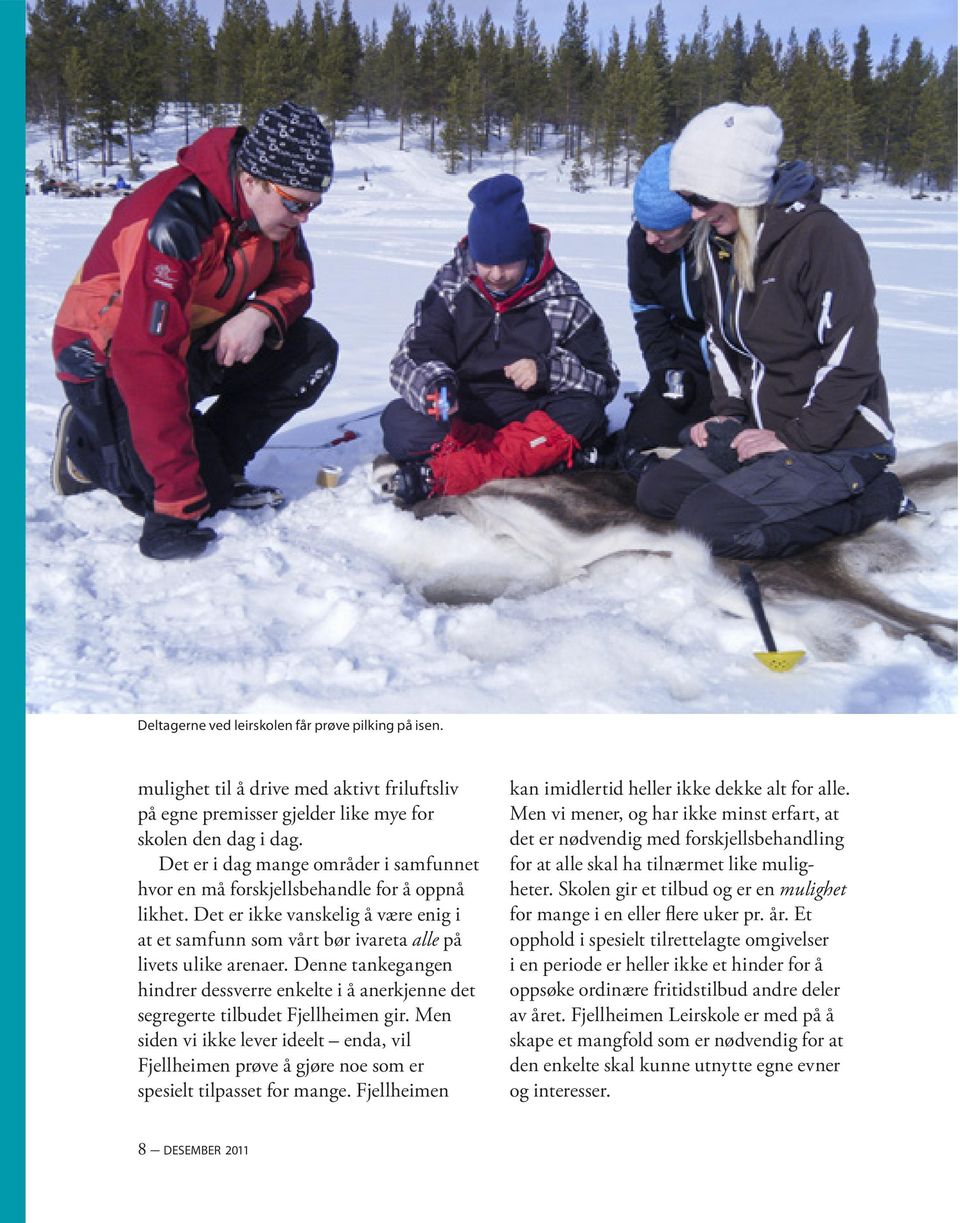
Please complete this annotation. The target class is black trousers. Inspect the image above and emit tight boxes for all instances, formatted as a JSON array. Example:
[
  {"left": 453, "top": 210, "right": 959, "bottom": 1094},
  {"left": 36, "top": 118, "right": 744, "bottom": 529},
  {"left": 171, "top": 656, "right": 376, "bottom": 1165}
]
[
  {"left": 621, "top": 371, "right": 712, "bottom": 450},
  {"left": 65, "top": 317, "right": 338, "bottom": 514},
  {"left": 381, "top": 386, "right": 607, "bottom": 460},
  {"left": 635, "top": 442, "right": 902, "bottom": 558}
]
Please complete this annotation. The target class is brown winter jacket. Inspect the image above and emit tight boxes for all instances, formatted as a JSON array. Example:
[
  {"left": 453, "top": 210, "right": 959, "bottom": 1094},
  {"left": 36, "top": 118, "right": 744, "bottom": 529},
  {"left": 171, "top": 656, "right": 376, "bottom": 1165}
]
[{"left": 699, "top": 164, "right": 894, "bottom": 454}]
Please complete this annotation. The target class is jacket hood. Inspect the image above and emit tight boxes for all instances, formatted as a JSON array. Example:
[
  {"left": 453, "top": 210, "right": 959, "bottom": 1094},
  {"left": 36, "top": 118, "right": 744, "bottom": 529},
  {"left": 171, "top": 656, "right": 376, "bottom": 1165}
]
[
  {"left": 767, "top": 160, "right": 821, "bottom": 209},
  {"left": 177, "top": 126, "right": 247, "bottom": 219},
  {"left": 759, "top": 161, "right": 824, "bottom": 254}
]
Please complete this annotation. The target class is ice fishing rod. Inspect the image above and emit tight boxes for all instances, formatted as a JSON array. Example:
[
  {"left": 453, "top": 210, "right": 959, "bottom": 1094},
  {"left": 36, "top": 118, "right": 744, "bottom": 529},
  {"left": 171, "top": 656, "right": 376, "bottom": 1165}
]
[
  {"left": 738, "top": 565, "right": 806, "bottom": 672},
  {"left": 264, "top": 407, "right": 384, "bottom": 451}
]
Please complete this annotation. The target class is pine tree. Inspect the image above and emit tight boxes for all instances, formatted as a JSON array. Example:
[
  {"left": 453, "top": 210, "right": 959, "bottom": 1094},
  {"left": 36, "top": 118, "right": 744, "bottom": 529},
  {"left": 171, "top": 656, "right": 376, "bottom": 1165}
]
[
  {"left": 824, "top": 31, "right": 863, "bottom": 190},
  {"left": 168, "top": 0, "right": 204, "bottom": 144},
  {"left": 779, "top": 28, "right": 807, "bottom": 161},
  {"left": 799, "top": 30, "right": 833, "bottom": 176},
  {"left": 932, "top": 47, "right": 958, "bottom": 190},
  {"left": 476, "top": 9, "right": 503, "bottom": 151},
  {"left": 569, "top": 150, "right": 589, "bottom": 191},
  {"left": 322, "top": 0, "right": 363, "bottom": 135},
  {"left": 356, "top": 21, "right": 383, "bottom": 125},
  {"left": 63, "top": 44, "right": 94, "bottom": 180},
  {"left": 215, "top": 0, "right": 271, "bottom": 118},
  {"left": 305, "top": 0, "right": 334, "bottom": 110},
  {"left": 553, "top": 1, "right": 590, "bottom": 160},
  {"left": 242, "top": 31, "right": 285, "bottom": 125},
  {"left": 907, "top": 67, "right": 947, "bottom": 193},
  {"left": 381, "top": 4, "right": 418, "bottom": 150},
  {"left": 713, "top": 16, "right": 747, "bottom": 103},
  {"left": 643, "top": 4, "right": 671, "bottom": 119},
  {"left": 633, "top": 28, "right": 666, "bottom": 167},
  {"left": 116, "top": 0, "right": 168, "bottom": 171},
  {"left": 418, "top": 0, "right": 460, "bottom": 154},
  {"left": 508, "top": 9, "right": 549, "bottom": 153},
  {"left": 670, "top": 8, "right": 711, "bottom": 129},
  {"left": 82, "top": 0, "right": 133, "bottom": 174},
  {"left": 850, "top": 24, "right": 874, "bottom": 167},
  {"left": 888, "top": 40, "right": 938, "bottom": 187},
  {"left": 872, "top": 35, "right": 901, "bottom": 177},
  {"left": 599, "top": 27, "right": 622, "bottom": 186},
  {"left": 508, "top": 110, "right": 523, "bottom": 172},
  {"left": 27, "top": 0, "right": 83, "bottom": 172},
  {"left": 438, "top": 75, "right": 464, "bottom": 172},
  {"left": 190, "top": 14, "right": 217, "bottom": 130},
  {"left": 742, "top": 21, "right": 784, "bottom": 114},
  {"left": 460, "top": 61, "right": 485, "bottom": 170},
  {"left": 276, "top": 2, "right": 312, "bottom": 104}
]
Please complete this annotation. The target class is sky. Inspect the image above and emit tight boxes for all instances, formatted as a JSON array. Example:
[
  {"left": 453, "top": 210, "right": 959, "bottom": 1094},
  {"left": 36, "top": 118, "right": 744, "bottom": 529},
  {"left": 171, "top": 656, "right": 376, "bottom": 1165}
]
[{"left": 191, "top": 0, "right": 957, "bottom": 58}]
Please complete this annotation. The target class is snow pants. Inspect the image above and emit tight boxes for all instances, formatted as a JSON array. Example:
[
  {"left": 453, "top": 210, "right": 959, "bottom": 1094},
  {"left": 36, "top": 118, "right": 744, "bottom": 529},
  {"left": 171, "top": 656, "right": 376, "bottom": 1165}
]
[
  {"left": 381, "top": 387, "right": 607, "bottom": 460},
  {"left": 621, "top": 370, "right": 712, "bottom": 450},
  {"left": 64, "top": 317, "right": 338, "bottom": 515},
  {"left": 381, "top": 388, "right": 607, "bottom": 497},
  {"left": 635, "top": 441, "right": 902, "bottom": 558}
]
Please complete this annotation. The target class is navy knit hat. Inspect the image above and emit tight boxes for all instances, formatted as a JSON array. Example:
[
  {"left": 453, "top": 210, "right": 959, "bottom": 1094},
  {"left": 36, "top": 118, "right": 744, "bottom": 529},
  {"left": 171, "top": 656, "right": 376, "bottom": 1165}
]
[
  {"left": 237, "top": 100, "right": 333, "bottom": 193},
  {"left": 632, "top": 143, "right": 691, "bottom": 230},
  {"left": 467, "top": 174, "right": 534, "bottom": 264}
]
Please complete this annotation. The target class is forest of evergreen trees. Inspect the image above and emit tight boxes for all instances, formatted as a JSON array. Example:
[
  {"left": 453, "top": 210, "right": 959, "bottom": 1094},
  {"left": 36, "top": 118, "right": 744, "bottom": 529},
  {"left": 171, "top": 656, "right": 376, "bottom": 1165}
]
[{"left": 26, "top": 0, "right": 958, "bottom": 193}]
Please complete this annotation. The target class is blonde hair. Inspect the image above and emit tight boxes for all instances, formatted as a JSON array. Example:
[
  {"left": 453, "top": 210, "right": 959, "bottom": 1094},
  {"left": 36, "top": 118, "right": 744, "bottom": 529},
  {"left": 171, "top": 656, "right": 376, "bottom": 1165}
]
[{"left": 691, "top": 206, "right": 761, "bottom": 294}]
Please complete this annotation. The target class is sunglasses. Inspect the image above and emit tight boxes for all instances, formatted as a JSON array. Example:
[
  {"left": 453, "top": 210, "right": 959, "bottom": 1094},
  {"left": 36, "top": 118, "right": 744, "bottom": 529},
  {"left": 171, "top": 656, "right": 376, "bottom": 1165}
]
[
  {"left": 269, "top": 180, "right": 329, "bottom": 214},
  {"left": 678, "top": 190, "right": 719, "bottom": 210}
]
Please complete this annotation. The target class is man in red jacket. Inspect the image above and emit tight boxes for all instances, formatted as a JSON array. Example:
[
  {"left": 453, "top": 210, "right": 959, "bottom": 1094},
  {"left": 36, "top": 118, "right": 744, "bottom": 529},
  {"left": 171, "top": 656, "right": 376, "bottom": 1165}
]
[{"left": 51, "top": 100, "right": 339, "bottom": 560}]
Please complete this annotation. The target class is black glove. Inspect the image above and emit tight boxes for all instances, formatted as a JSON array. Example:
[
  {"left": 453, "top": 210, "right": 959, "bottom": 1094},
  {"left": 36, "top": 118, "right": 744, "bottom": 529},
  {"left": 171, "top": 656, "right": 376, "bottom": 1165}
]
[
  {"left": 139, "top": 512, "right": 217, "bottom": 560},
  {"left": 703, "top": 418, "right": 747, "bottom": 473},
  {"left": 656, "top": 368, "right": 696, "bottom": 408}
]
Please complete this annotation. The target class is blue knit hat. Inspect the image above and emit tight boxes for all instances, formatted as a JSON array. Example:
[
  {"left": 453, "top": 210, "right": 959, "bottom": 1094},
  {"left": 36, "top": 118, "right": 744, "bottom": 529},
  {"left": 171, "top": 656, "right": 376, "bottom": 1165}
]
[
  {"left": 467, "top": 174, "right": 534, "bottom": 264},
  {"left": 632, "top": 143, "right": 691, "bottom": 230}
]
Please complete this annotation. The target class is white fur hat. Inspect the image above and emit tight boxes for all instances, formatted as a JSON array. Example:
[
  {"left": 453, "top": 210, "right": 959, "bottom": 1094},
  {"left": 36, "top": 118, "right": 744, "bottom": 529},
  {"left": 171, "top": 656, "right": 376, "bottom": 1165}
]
[{"left": 669, "top": 103, "right": 783, "bottom": 207}]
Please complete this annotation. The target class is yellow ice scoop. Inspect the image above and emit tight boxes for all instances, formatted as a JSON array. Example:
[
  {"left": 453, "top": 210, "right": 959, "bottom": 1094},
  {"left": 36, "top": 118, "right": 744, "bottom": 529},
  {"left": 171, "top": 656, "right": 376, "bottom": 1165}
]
[{"left": 739, "top": 565, "right": 806, "bottom": 672}]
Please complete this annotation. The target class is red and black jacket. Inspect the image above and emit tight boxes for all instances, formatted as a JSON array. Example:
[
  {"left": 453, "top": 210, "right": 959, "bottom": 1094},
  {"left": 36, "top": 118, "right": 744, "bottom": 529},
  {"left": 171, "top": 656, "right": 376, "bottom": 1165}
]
[{"left": 52, "top": 127, "right": 314, "bottom": 518}]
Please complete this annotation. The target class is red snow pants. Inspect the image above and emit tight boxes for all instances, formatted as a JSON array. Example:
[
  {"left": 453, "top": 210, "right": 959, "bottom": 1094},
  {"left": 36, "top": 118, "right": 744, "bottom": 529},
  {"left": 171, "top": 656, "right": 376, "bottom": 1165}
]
[{"left": 427, "top": 411, "right": 579, "bottom": 496}]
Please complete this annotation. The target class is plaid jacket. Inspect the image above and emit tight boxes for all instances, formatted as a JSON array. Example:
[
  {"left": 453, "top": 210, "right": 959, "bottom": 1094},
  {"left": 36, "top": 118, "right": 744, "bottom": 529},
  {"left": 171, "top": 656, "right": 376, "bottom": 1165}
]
[{"left": 390, "top": 228, "right": 619, "bottom": 414}]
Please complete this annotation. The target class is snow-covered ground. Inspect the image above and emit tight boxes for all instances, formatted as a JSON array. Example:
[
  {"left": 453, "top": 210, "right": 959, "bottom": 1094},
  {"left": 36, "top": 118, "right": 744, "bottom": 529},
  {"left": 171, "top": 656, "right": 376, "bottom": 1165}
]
[{"left": 25, "top": 112, "right": 958, "bottom": 714}]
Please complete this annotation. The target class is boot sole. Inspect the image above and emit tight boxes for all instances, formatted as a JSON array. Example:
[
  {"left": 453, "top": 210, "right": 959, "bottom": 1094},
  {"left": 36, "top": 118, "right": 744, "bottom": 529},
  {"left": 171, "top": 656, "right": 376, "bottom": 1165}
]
[{"left": 51, "top": 403, "right": 95, "bottom": 496}]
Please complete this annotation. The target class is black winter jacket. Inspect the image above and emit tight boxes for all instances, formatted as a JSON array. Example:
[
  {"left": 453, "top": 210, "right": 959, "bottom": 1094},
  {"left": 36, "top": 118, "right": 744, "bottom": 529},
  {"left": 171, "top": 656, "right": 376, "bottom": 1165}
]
[
  {"left": 699, "top": 164, "right": 893, "bottom": 453},
  {"left": 627, "top": 223, "right": 708, "bottom": 376},
  {"left": 390, "top": 227, "right": 619, "bottom": 413}
]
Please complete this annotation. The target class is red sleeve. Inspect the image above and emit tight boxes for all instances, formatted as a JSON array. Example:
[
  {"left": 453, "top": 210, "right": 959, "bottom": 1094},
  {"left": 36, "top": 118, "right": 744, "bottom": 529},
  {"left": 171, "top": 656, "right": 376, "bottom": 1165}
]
[{"left": 245, "top": 229, "right": 314, "bottom": 348}]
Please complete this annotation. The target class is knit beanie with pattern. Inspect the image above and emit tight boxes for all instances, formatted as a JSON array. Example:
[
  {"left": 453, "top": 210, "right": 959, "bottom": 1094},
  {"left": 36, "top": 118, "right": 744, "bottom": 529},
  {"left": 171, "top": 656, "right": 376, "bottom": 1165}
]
[{"left": 237, "top": 100, "right": 333, "bottom": 193}]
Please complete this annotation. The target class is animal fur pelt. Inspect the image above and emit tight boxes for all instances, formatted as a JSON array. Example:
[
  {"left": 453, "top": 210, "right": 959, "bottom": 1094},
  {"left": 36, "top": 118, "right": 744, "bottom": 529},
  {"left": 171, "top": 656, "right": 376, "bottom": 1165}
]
[{"left": 412, "top": 442, "right": 958, "bottom": 661}]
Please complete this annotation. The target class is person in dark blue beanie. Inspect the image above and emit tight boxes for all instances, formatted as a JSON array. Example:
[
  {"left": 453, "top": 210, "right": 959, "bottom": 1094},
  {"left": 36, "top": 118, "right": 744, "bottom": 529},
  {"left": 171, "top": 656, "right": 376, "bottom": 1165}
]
[
  {"left": 618, "top": 142, "right": 712, "bottom": 470},
  {"left": 467, "top": 174, "right": 535, "bottom": 266},
  {"left": 378, "top": 175, "right": 619, "bottom": 505}
]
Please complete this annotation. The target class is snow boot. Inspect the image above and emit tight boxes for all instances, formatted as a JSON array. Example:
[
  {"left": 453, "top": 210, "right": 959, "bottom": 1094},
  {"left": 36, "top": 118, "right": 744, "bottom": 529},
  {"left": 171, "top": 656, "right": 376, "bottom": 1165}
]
[
  {"left": 51, "top": 403, "right": 95, "bottom": 496},
  {"left": 389, "top": 461, "right": 435, "bottom": 508},
  {"left": 228, "top": 478, "right": 286, "bottom": 510},
  {"left": 427, "top": 410, "right": 578, "bottom": 496}
]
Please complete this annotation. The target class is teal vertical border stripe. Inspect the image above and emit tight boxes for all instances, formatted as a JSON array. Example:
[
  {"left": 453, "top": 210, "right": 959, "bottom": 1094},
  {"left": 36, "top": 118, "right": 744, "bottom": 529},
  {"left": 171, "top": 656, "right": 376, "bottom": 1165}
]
[{"left": 6, "top": 3, "right": 26, "bottom": 1221}]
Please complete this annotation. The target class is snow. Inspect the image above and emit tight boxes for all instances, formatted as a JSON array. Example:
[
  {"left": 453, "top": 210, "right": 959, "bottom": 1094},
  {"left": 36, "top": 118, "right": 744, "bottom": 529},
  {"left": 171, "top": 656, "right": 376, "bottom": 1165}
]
[{"left": 25, "top": 112, "right": 958, "bottom": 714}]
